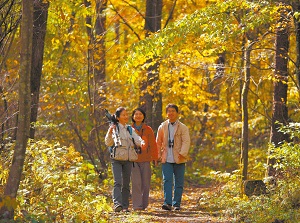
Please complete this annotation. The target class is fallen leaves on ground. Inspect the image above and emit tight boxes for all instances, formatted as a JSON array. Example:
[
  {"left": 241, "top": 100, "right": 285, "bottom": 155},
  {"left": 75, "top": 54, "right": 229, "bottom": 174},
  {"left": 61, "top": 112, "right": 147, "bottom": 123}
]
[{"left": 107, "top": 184, "right": 232, "bottom": 223}]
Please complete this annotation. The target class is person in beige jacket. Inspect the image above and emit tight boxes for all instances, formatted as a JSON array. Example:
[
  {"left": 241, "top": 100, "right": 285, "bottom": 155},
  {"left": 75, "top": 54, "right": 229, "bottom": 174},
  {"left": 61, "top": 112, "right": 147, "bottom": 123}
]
[{"left": 156, "top": 104, "right": 190, "bottom": 211}]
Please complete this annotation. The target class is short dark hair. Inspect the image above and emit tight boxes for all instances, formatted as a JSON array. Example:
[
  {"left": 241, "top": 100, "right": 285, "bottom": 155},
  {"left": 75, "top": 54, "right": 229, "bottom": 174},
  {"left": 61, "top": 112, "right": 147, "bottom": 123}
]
[
  {"left": 166, "top": 103, "right": 178, "bottom": 113},
  {"left": 114, "top": 107, "right": 126, "bottom": 122},
  {"left": 132, "top": 107, "right": 146, "bottom": 123}
]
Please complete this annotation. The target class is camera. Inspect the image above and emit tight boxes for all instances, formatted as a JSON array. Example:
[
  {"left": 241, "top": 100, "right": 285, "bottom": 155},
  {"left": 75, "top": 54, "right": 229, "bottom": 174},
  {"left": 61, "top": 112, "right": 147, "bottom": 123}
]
[
  {"left": 168, "top": 139, "right": 174, "bottom": 148},
  {"left": 105, "top": 109, "right": 122, "bottom": 146},
  {"left": 134, "top": 145, "right": 142, "bottom": 154},
  {"left": 105, "top": 109, "right": 118, "bottom": 125}
]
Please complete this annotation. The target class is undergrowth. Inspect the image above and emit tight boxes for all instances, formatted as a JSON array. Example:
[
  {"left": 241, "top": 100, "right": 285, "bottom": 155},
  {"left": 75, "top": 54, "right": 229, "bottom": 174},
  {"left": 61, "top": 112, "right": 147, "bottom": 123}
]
[
  {"left": 1, "top": 123, "right": 300, "bottom": 222},
  {"left": 0, "top": 140, "right": 112, "bottom": 222},
  {"left": 196, "top": 123, "right": 300, "bottom": 223}
]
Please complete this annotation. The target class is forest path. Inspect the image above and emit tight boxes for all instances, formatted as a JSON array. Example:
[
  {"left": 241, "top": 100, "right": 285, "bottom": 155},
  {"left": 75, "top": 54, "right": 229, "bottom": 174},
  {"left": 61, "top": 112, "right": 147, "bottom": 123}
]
[{"left": 107, "top": 185, "right": 233, "bottom": 223}]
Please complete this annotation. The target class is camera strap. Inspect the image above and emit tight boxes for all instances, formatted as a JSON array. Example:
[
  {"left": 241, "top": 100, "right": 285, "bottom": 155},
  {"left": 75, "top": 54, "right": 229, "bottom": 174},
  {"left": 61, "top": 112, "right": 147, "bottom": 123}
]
[
  {"left": 168, "top": 123, "right": 175, "bottom": 148},
  {"left": 127, "top": 126, "right": 136, "bottom": 146}
]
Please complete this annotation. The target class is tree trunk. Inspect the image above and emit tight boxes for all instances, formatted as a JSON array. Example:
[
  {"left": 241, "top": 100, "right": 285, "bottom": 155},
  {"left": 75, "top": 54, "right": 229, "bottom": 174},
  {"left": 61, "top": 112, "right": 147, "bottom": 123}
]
[
  {"left": 140, "top": 0, "right": 162, "bottom": 130},
  {"left": 30, "top": 1, "right": 49, "bottom": 139},
  {"left": 293, "top": 2, "right": 300, "bottom": 91},
  {"left": 84, "top": 0, "right": 108, "bottom": 174},
  {"left": 85, "top": 0, "right": 107, "bottom": 103},
  {"left": 0, "top": 0, "right": 33, "bottom": 218},
  {"left": 212, "top": 53, "right": 225, "bottom": 100},
  {"left": 193, "top": 65, "right": 211, "bottom": 159},
  {"left": 94, "top": 0, "right": 106, "bottom": 83},
  {"left": 266, "top": 8, "right": 290, "bottom": 178},
  {"left": 0, "top": 86, "right": 8, "bottom": 151},
  {"left": 241, "top": 44, "right": 252, "bottom": 182}
]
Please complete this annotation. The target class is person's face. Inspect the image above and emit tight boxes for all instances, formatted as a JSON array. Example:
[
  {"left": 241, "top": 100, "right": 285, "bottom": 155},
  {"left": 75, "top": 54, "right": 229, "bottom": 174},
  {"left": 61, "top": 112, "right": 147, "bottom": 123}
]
[
  {"left": 117, "top": 110, "right": 129, "bottom": 125},
  {"left": 166, "top": 107, "right": 178, "bottom": 122},
  {"left": 133, "top": 110, "right": 144, "bottom": 124}
]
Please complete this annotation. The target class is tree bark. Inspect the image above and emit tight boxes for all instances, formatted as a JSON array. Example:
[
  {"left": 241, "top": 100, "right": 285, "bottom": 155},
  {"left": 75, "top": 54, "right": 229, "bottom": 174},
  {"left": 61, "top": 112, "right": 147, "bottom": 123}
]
[
  {"left": 0, "top": 86, "right": 8, "bottom": 151},
  {"left": 292, "top": 2, "right": 300, "bottom": 91},
  {"left": 94, "top": 0, "right": 106, "bottom": 83},
  {"left": 0, "top": 0, "right": 33, "bottom": 218},
  {"left": 30, "top": 1, "right": 49, "bottom": 139},
  {"left": 241, "top": 44, "right": 252, "bottom": 182},
  {"left": 84, "top": 0, "right": 108, "bottom": 175},
  {"left": 212, "top": 53, "right": 225, "bottom": 100},
  {"left": 85, "top": 0, "right": 107, "bottom": 102},
  {"left": 266, "top": 8, "right": 290, "bottom": 178},
  {"left": 141, "top": 0, "right": 162, "bottom": 130}
]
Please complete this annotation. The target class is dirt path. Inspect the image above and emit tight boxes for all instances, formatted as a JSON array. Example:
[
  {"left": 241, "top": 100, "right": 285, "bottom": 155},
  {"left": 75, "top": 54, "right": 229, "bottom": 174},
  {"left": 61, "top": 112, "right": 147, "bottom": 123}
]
[{"left": 107, "top": 185, "right": 232, "bottom": 223}]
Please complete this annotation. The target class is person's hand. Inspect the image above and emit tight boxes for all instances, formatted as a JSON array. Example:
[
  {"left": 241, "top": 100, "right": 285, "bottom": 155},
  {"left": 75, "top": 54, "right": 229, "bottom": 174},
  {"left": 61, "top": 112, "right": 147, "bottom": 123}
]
[
  {"left": 152, "top": 160, "right": 158, "bottom": 166},
  {"left": 178, "top": 154, "right": 185, "bottom": 161},
  {"left": 109, "top": 125, "right": 116, "bottom": 134}
]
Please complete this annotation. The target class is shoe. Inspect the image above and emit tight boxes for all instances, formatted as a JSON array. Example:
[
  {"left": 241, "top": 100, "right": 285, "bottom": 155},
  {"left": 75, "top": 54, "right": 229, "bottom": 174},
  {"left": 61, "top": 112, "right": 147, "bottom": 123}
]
[
  {"left": 114, "top": 205, "right": 122, "bottom": 212},
  {"left": 174, "top": 207, "right": 181, "bottom": 211},
  {"left": 122, "top": 208, "right": 130, "bottom": 212},
  {"left": 162, "top": 204, "right": 172, "bottom": 211}
]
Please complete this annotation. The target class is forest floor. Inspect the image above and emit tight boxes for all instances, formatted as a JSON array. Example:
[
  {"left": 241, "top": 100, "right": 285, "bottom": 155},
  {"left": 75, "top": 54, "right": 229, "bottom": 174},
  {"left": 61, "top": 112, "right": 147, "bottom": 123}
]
[{"left": 107, "top": 184, "right": 233, "bottom": 223}]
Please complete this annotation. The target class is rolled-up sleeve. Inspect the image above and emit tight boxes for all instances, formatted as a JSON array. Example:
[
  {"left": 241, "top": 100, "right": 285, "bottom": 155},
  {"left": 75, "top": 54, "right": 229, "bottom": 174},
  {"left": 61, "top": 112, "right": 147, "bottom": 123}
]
[{"left": 132, "top": 131, "right": 144, "bottom": 146}]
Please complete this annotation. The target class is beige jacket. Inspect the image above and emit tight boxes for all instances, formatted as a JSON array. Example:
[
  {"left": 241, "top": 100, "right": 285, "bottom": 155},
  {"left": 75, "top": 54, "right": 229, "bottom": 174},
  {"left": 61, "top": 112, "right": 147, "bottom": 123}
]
[{"left": 156, "top": 120, "right": 190, "bottom": 164}]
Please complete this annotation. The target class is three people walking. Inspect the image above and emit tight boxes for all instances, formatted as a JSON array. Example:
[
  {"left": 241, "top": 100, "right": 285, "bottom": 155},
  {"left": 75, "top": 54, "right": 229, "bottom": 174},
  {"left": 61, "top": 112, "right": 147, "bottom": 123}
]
[{"left": 105, "top": 104, "right": 190, "bottom": 212}]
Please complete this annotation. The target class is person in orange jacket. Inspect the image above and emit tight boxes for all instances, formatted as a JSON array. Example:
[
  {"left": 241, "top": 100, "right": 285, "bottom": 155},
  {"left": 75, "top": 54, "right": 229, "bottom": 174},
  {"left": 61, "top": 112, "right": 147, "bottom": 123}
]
[{"left": 131, "top": 107, "right": 158, "bottom": 211}]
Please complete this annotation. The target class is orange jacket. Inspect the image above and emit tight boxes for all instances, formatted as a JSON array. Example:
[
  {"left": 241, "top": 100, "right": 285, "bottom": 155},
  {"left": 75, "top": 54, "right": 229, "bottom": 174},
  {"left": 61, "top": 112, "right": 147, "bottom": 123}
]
[{"left": 132, "top": 123, "right": 158, "bottom": 162}]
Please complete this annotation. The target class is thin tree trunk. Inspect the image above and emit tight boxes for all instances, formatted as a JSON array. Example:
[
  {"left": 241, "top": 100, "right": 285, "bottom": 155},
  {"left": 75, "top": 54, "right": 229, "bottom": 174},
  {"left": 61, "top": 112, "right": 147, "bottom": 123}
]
[
  {"left": 0, "top": 86, "right": 8, "bottom": 151},
  {"left": 241, "top": 44, "right": 252, "bottom": 182},
  {"left": 30, "top": 1, "right": 49, "bottom": 138},
  {"left": 193, "top": 65, "right": 211, "bottom": 160},
  {"left": 94, "top": 0, "right": 106, "bottom": 83},
  {"left": 212, "top": 53, "right": 225, "bottom": 100},
  {"left": 0, "top": 0, "right": 33, "bottom": 218},
  {"left": 84, "top": 0, "right": 108, "bottom": 175},
  {"left": 293, "top": 2, "right": 300, "bottom": 92}
]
